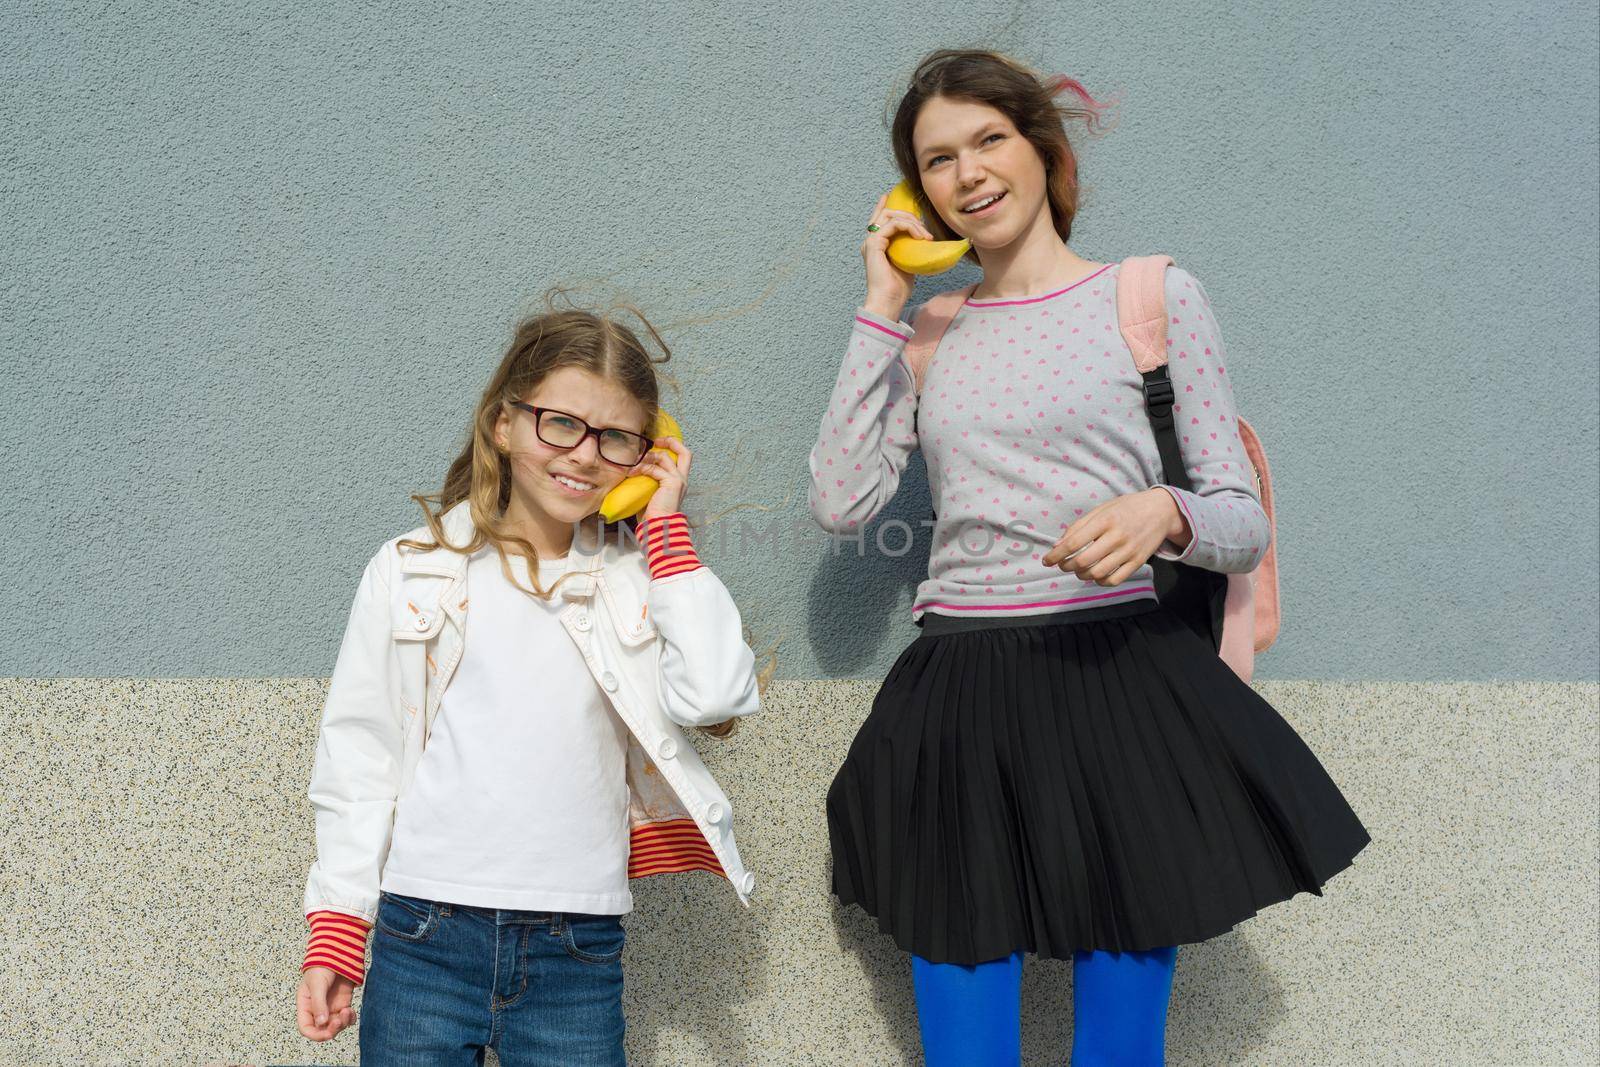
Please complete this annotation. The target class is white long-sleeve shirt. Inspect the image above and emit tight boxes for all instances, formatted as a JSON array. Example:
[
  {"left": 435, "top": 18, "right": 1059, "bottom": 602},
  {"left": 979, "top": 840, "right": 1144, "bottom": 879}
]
[{"left": 380, "top": 548, "right": 632, "bottom": 913}]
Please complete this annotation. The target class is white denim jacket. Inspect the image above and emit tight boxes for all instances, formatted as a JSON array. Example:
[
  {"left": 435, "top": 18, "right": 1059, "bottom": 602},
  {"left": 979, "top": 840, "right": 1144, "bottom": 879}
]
[{"left": 302, "top": 501, "right": 761, "bottom": 924}]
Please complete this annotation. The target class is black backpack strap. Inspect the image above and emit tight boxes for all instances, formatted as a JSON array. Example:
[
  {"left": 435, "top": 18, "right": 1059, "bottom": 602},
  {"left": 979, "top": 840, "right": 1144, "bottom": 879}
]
[
  {"left": 1141, "top": 368, "right": 1192, "bottom": 493},
  {"left": 1127, "top": 261, "right": 1229, "bottom": 650}
]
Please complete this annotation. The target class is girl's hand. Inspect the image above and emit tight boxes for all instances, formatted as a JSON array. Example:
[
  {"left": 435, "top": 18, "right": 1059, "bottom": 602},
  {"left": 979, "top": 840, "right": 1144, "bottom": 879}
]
[
  {"left": 860, "top": 192, "right": 931, "bottom": 323},
  {"left": 297, "top": 966, "right": 357, "bottom": 1042},
  {"left": 633, "top": 436, "right": 692, "bottom": 523},
  {"left": 1041, "top": 489, "right": 1189, "bottom": 586}
]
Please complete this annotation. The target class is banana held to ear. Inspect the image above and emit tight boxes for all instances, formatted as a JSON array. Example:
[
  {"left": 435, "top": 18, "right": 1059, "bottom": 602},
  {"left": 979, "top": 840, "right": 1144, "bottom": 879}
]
[
  {"left": 884, "top": 180, "right": 971, "bottom": 275},
  {"left": 598, "top": 409, "right": 683, "bottom": 523}
]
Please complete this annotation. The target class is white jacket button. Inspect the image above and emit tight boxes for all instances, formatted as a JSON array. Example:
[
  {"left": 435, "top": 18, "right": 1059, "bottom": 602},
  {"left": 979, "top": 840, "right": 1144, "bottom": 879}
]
[
  {"left": 574, "top": 613, "right": 591, "bottom": 631},
  {"left": 656, "top": 736, "right": 677, "bottom": 760},
  {"left": 706, "top": 802, "right": 726, "bottom": 824},
  {"left": 413, "top": 615, "right": 430, "bottom": 631},
  {"left": 600, "top": 671, "right": 618, "bottom": 691},
  {"left": 740, "top": 871, "right": 756, "bottom": 894}
]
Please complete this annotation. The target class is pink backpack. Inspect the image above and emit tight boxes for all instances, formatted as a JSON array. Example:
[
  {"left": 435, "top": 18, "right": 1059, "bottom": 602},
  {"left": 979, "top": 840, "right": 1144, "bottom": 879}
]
[{"left": 902, "top": 254, "right": 1280, "bottom": 683}]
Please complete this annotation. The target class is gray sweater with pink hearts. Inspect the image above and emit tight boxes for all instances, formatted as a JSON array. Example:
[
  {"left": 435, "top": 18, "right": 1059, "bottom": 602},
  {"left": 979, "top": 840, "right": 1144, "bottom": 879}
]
[{"left": 807, "top": 262, "right": 1271, "bottom": 622}]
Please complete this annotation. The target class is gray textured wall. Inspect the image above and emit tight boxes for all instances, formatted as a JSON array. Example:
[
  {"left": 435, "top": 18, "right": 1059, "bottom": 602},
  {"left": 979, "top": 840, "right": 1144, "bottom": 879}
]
[{"left": 3, "top": 2, "right": 1597, "bottom": 681}]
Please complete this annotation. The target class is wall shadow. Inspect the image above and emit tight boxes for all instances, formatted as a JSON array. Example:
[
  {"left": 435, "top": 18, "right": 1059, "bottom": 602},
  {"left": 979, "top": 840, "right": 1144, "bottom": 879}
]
[
  {"left": 805, "top": 451, "right": 931, "bottom": 678},
  {"left": 621, "top": 873, "right": 771, "bottom": 1065},
  {"left": 1019, "top": 931, "right": 1287, "bottom": 1063},
  {"left": 829, "top": 889, "right": 924, "bottom": 1065}
]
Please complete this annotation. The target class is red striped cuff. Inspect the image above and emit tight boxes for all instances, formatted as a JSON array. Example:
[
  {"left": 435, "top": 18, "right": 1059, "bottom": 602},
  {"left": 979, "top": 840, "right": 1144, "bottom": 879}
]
[
  {"left": 302, "top": 910, "right": 372, "bottom": 986},
  {"left": 638, "top": 513, "right": 703, "bottom": 580}
]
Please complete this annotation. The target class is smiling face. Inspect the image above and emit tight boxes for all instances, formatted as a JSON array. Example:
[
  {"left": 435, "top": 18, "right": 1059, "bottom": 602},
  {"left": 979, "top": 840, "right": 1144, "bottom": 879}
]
[
  {"left": 493, "top": 365, "right": 651, "bottom": 525},
  {"left": 912, "top": 95, "right": 1051, "bottom": 252}
]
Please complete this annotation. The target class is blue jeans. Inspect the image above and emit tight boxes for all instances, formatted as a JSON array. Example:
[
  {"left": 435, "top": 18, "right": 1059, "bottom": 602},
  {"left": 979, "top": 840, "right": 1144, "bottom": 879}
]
[{"left": 359, "top": 891, "right": 626, "bottom": 1066}]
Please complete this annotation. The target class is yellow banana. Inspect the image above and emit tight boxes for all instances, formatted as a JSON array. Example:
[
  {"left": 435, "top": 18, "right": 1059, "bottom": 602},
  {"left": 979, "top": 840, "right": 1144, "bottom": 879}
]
[
  {"left": 598, "top": 409, "right": 682, "bottom": 522},
  {"left": 884, "top": 180, "right": 970, "bottom": 275}
]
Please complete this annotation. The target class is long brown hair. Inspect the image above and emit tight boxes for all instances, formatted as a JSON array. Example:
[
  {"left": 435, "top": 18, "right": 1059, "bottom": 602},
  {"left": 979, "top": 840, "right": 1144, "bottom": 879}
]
[
  {"left": 398, "top": 290, "right": 669, "bottom": 600},
  {"left": 889, "top": 49, "right": 1113, "bottom": 264}
]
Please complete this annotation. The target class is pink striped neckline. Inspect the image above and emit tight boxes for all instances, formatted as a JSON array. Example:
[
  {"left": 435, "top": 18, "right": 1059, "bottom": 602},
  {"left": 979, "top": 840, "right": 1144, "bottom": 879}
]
[{"left": 963, "top": 263, "right": 1116, "bottom": 309}]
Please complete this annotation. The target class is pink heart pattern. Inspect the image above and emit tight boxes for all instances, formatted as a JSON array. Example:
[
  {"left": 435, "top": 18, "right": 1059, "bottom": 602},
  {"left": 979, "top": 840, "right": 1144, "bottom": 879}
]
[{"left": 812, "top": 266, "right": 1269, "bottom": 614}]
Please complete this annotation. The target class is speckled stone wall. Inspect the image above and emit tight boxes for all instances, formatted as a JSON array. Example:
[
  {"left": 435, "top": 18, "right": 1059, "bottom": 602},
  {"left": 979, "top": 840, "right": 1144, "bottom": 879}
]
[{"left": 1, "top": 678, "right": 1593, "bottom": 1065}]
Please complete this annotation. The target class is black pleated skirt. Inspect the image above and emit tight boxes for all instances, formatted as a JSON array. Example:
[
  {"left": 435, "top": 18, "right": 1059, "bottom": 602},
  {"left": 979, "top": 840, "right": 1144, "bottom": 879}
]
[{"left": 826, "top": 598, "right": 1370, "bottom": 965}]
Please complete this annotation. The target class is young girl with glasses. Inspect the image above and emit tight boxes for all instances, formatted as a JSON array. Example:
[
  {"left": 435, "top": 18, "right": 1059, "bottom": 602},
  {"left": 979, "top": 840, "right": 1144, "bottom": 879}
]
[
  {"left": 294, "top": 296, "right": 760, "bottom": 1064},
  {"left": 810, "top": 49, "right": 1368, "bottom": 1064}
]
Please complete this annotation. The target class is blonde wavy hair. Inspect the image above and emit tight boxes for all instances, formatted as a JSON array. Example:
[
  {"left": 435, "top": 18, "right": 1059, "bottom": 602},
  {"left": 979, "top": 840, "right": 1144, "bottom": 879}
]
[{"left": 398, "top": 290, "right": 667, "bottom": 600}]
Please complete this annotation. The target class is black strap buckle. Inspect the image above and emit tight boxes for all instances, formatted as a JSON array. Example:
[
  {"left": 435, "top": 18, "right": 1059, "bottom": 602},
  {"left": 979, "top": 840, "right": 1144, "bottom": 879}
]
[{"left": 1142, "top": 374, "right": 1175, "bottom": 419}]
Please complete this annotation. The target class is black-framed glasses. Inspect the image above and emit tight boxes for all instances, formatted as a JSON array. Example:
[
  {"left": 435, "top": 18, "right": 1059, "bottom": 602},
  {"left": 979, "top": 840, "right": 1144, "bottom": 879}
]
[{"left": 509, "top": 402, "right": 653, "bottom": 468}]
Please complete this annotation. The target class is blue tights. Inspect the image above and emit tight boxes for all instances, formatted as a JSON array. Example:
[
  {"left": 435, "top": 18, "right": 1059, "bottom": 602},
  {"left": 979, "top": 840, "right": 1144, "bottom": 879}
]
[{"left": 911, "top": 947, "right": 1178, "bottom": 1066}]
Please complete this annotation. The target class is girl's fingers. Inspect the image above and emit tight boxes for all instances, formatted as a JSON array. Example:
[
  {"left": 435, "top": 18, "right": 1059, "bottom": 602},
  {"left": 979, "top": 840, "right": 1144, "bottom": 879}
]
[
  {"left": 868, "top": 210, "right": 934, "bottom": 240},
  {"left": 642, "top": 444, "right": 688, "bottom": 474},
  {"left": 1044, "top": 532, "right": 1094, "bottom": 568},
  {"left": 1082, "top": 557, "right": 1113, "bottom": 583},
  {"left": 302, "top": 979, "right": 330, "bottom": 1026},
  {"left": 1107, "top": 558, "right": 1143, "bottom": 587},
  {"left": 653, "top": 437, "right": 692, "bottom": 475},
  {"left": 297, "top": 1004, "right": 333, "bottom": 1041},
  {"left": 891, "top": 209, "right": 934, "bottom": 239},
  {"left": 634, "top": 454, "right": 665, "bottom": 473},
  {"left": 1082, "top": 547, "right": 1132, "bottom": 585},
  {"left": 1062, "top": 539, "right": 1111, "bottom": 577},
  {"left": 1042, "top": 541, "right": 1076, "bottom": 568},
  {"left": 875, "top": 208, "right": 922, "bottom": 226},
  {"left": 1051, "top": 510, "right": 1124, "bottom": 569},
  {"left": 294, "top": 976, "right": 353, "bottom": 1042},
  {"left": 633, "top": 459, "right": 681, "bottom": 485}
]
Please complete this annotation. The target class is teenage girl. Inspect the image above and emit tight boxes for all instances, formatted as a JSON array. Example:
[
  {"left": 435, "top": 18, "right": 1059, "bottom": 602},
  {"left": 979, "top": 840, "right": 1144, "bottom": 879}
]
[
  {"left": 295, "top": 299, "right": 760, "bottom": 1064},
  {"left": 809, "top": 50, "right": 1369, "bottom": 1065}
]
